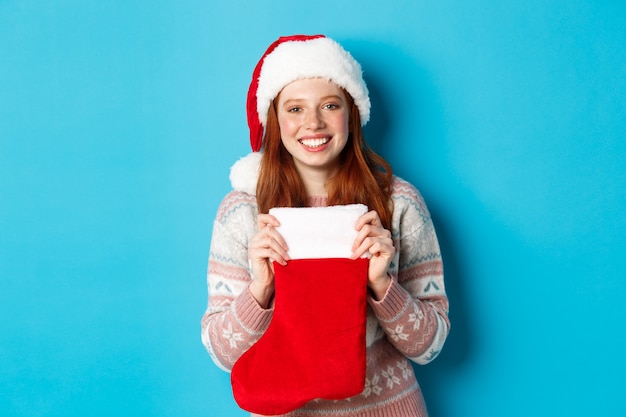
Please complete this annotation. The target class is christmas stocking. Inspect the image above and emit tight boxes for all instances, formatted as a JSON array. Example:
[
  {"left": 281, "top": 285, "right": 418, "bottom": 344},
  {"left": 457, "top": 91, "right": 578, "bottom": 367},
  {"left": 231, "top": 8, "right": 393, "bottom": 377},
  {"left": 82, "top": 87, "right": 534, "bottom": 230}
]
[{"left": 231, "top": 204, "right": 369, "bottom": 415}]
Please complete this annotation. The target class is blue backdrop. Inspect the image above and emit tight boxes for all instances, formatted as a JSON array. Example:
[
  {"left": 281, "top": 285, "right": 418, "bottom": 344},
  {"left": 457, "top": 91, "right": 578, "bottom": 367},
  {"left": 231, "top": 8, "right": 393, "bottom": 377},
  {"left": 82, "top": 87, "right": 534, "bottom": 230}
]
[{"left": 2, "top": 1, "right": 625, "bottom": 416}]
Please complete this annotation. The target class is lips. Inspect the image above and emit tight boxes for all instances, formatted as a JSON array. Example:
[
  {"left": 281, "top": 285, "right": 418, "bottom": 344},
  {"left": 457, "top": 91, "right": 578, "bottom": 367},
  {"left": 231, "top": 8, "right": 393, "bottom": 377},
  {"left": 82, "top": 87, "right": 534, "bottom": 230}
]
[{"left": 299, "top": 137, "right": 330, "bottom": 148}]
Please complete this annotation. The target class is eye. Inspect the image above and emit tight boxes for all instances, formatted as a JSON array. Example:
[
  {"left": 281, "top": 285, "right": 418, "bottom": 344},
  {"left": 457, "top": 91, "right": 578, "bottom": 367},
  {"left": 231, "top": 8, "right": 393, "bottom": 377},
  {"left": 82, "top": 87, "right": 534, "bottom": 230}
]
[
  {"left": 324, "top": 103, "right": 340, "bottom": 110},
  {"left": 287, "top": 106, "right": 302, "bottom": 113}
]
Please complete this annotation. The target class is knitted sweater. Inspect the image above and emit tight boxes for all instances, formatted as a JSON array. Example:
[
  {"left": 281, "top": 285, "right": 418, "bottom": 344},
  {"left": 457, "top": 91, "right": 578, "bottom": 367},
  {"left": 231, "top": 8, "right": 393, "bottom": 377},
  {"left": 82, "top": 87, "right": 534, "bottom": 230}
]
[{"left": 201, "top": 176, "right": 450, "bottom": 417}]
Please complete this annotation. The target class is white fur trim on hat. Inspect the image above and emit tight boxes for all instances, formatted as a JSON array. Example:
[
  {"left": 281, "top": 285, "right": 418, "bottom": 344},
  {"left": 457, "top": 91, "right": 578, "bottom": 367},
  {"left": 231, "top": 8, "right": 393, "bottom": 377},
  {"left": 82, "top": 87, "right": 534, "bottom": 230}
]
[
  {"left": 229, "top": 152, "right": 262, "bottom": 195},
  {"left": 256, "top": 37, "right": 370, "bottom": 128}
]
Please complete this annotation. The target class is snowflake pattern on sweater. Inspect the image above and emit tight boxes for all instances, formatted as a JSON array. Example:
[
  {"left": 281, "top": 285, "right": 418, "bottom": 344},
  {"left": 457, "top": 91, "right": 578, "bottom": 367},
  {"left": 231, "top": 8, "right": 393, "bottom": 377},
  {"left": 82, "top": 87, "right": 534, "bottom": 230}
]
[{"left": 201, "top": 176, "right": 449, "bottom": 417}]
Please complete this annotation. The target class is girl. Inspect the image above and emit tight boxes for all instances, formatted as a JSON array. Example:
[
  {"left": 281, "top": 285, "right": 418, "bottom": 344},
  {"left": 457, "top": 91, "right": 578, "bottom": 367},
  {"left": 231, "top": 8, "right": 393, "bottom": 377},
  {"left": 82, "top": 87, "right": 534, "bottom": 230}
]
[{"left": 201, "top": 34, "right": 450, "bottom": 417}]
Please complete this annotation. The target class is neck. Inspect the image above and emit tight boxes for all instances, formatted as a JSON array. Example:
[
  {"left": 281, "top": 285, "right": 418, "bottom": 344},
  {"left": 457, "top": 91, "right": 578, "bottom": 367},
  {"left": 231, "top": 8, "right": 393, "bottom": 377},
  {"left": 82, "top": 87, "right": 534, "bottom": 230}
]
[{"left": 296, "top": 165, "right": 337, "bottom": 197}]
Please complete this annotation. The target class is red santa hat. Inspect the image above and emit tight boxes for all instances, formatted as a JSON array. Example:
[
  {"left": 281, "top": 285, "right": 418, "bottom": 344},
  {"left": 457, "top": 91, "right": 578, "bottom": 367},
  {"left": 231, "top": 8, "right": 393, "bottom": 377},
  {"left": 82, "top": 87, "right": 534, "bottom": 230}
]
[{"left": 230, "top": 34, "right": 371, "bottom": 195}]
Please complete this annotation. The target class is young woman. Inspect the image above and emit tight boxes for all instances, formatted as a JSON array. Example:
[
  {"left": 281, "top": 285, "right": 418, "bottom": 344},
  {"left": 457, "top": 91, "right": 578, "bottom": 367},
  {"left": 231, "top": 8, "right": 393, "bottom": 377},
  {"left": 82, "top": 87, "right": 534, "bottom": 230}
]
[{"left": 201, "top": 34, "right": 450, "bottom": 417}]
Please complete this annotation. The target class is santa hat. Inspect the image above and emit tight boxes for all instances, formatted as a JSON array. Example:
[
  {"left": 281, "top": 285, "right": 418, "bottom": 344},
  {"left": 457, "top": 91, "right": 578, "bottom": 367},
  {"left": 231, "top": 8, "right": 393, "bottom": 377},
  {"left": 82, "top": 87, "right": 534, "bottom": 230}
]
[{"left": 230, "top": 34, "right": 371, "bottom": 195}]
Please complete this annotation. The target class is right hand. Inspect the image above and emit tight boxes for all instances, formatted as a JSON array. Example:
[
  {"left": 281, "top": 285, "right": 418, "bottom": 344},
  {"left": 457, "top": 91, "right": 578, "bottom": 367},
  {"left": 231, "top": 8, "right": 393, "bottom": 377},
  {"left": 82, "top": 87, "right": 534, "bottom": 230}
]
[{"left": 248, "top": 213, "right": 290, "bottom": 308}]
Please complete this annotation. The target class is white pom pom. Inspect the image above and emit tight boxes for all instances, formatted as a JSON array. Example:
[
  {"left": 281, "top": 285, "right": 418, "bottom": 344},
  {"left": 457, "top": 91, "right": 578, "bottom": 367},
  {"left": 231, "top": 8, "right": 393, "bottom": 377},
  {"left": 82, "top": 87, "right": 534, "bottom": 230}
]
[{"left": 229, "top": 152, "right": 262, "bottom": 195}]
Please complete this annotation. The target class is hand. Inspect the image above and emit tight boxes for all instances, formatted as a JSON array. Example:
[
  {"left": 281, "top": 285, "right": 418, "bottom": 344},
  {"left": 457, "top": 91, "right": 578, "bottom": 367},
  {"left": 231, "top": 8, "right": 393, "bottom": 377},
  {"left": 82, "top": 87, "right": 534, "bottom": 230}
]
[
  {"left": 351, "top": 210, "right": 395, "bottom": 300},
  {"left": 248, "top": 214, "right": 290, "bottom": 308}
]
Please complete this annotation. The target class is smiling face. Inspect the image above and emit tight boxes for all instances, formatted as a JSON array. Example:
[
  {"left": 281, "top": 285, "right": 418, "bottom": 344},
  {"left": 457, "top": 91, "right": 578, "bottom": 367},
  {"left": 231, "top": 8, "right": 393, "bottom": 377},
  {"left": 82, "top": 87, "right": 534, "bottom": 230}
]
[{"left": 276, "top": 78, "right": 350, "bottom": 180}]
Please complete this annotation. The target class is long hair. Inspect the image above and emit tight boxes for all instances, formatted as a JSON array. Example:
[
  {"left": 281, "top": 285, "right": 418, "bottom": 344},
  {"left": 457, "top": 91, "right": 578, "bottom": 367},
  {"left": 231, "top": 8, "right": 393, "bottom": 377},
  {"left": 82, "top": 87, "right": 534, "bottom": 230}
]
[{"left": 256, "top": 90, "right": 393, "bottom": 229}]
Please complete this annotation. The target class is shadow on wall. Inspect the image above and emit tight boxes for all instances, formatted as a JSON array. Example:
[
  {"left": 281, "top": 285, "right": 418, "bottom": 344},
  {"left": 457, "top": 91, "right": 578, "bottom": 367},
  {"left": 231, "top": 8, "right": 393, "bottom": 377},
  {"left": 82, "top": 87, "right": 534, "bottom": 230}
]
[
  {"left": 348, "top": 39, "right": 475, "bottom": 417},
  {"left": 420, "top": 212, "right": 475, "bottom": 417}
]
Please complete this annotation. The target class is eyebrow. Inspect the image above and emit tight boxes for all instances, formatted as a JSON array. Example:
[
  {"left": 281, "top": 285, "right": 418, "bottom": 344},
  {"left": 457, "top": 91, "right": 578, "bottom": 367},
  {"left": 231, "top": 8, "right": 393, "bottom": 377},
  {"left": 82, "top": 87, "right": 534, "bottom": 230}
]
[{"left": 281, "top": 95, "right": 344, "bottom": 106}]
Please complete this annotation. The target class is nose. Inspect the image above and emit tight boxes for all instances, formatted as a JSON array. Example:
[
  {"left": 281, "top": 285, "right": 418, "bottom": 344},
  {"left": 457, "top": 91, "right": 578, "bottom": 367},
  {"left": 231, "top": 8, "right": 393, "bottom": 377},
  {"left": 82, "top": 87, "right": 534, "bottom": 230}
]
[{"left": 305, "top": 109, "right": 325, "bottom": 129}]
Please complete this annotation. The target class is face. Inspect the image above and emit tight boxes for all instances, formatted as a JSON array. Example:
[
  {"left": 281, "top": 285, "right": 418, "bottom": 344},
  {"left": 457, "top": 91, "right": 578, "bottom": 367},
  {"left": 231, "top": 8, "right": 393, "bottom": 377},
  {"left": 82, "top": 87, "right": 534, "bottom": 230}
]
[{"left": 276, "top": 78, "right": 350, "bottom": 178}]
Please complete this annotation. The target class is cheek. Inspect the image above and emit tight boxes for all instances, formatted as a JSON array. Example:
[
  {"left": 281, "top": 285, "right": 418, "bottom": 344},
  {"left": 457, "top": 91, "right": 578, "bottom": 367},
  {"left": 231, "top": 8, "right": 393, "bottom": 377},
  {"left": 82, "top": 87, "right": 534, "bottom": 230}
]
[
  {"left": 277, "top": 116, "right": 298, "bottom": 137},
  {"left": 336, "top": 112, "right": 350, "bottom": 135}
]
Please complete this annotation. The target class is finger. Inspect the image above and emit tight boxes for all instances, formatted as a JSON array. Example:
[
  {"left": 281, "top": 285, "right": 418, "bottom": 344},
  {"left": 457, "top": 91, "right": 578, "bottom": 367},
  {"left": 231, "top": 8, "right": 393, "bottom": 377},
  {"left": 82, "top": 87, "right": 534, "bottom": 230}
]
[
  {"left": 368, "top": 239, "right": 394, "bottom": 258},
  {"left": 351, "top": 226, "right": 369, "bottom": 253},
  {"left": 251, "top": 232, "right": 290, "bottom": 263},
  {"left": 250, "top": 244, "right": 289, "bottom": 266},
  {"left": 254, "top": 233, "right": 290, "bottom": 256},
  {"left": 357, "top": 223, "right": 390, "bottom": 238},
  {"left": 352, "top": 224, "right": 390, "bottom": 252},
  {"left": 268, "top": 237, "right": 290, "bottom": 263},
  {"left": 352, "top": 236, "right": 394, "bottom": 260},
  {"left": 355, "top": 210, "right": 382, "bottom": 230},
  {"left": 257, "top": 213, "right": 281, "bottom": 230},
  {"left": 351, "top": 236, "right": 377, "bottom": 259},
  {"left": 265, "top": 224, "right": 290, "bottom": 254},
  {"left": 252, "top": 219, "right": 289, "bottom": 252}
]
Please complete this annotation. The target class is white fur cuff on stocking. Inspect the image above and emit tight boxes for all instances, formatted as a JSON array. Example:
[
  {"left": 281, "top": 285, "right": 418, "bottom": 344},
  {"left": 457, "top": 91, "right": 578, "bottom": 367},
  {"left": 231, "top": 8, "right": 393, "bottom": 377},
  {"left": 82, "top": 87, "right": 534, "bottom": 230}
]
[{"left": 269, "top": 204, "right": 368, "bottom": 260}]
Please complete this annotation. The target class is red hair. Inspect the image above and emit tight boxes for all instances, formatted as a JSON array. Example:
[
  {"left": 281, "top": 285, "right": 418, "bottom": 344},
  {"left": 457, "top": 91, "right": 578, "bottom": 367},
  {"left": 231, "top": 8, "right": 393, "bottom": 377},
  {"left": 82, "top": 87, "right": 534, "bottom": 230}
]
[{"left": 256, "top": 91, "right": 393, "bottom": 229}]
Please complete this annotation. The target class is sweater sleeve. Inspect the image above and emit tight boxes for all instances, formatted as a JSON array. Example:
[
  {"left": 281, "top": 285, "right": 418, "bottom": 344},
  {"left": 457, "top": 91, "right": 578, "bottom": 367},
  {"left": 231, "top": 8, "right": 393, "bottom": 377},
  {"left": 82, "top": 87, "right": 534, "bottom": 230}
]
[
  {"left": 367, "top": 179, "right": 450, "bottom": 365},
  {"left": 200, "top": 191, "right": 273, "bottom": 371}
]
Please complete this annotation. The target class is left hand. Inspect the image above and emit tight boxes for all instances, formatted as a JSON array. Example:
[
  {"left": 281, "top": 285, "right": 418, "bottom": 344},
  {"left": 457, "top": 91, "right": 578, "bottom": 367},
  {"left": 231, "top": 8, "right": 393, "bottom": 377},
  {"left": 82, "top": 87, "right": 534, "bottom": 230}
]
[{"left": 351, "top": 210, "right": 395, "bottom": 300}]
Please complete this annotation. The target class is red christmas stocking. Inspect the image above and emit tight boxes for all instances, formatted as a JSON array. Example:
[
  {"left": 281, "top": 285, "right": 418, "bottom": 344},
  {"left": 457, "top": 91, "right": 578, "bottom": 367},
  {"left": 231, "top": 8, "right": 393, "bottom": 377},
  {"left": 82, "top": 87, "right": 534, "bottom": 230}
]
[{"left": 231, "top": 204, "right": 369, "bottom": 415}]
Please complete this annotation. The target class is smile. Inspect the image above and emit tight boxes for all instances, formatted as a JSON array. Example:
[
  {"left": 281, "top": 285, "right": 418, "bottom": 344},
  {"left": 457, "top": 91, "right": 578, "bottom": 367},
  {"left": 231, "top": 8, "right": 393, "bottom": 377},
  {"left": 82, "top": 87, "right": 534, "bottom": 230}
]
[{"left": 299, "top": 137, "right": 330, "bottom": 148}]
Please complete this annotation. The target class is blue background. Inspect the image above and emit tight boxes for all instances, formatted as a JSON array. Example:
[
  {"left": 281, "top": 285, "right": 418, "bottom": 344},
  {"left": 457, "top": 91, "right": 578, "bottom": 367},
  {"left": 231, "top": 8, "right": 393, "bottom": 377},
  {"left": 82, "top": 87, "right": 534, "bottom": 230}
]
[{"left": 1, "top": 1, "right": 625, "bottom": 416}]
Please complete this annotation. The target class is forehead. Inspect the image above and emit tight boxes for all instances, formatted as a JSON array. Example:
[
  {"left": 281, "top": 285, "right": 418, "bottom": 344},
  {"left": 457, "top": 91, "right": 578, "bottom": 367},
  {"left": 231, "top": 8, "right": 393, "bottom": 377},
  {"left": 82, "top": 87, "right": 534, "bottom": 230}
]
[{"left": 277, "top": 78, "right": 345, "bottom": 102}]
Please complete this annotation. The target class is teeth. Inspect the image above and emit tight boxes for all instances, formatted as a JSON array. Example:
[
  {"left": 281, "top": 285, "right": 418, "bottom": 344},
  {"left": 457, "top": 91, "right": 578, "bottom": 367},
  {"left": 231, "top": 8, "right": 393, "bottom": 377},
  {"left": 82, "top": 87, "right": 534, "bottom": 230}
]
[{"left": 300, "top": 138, "right": 329, "bottom": 148}]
